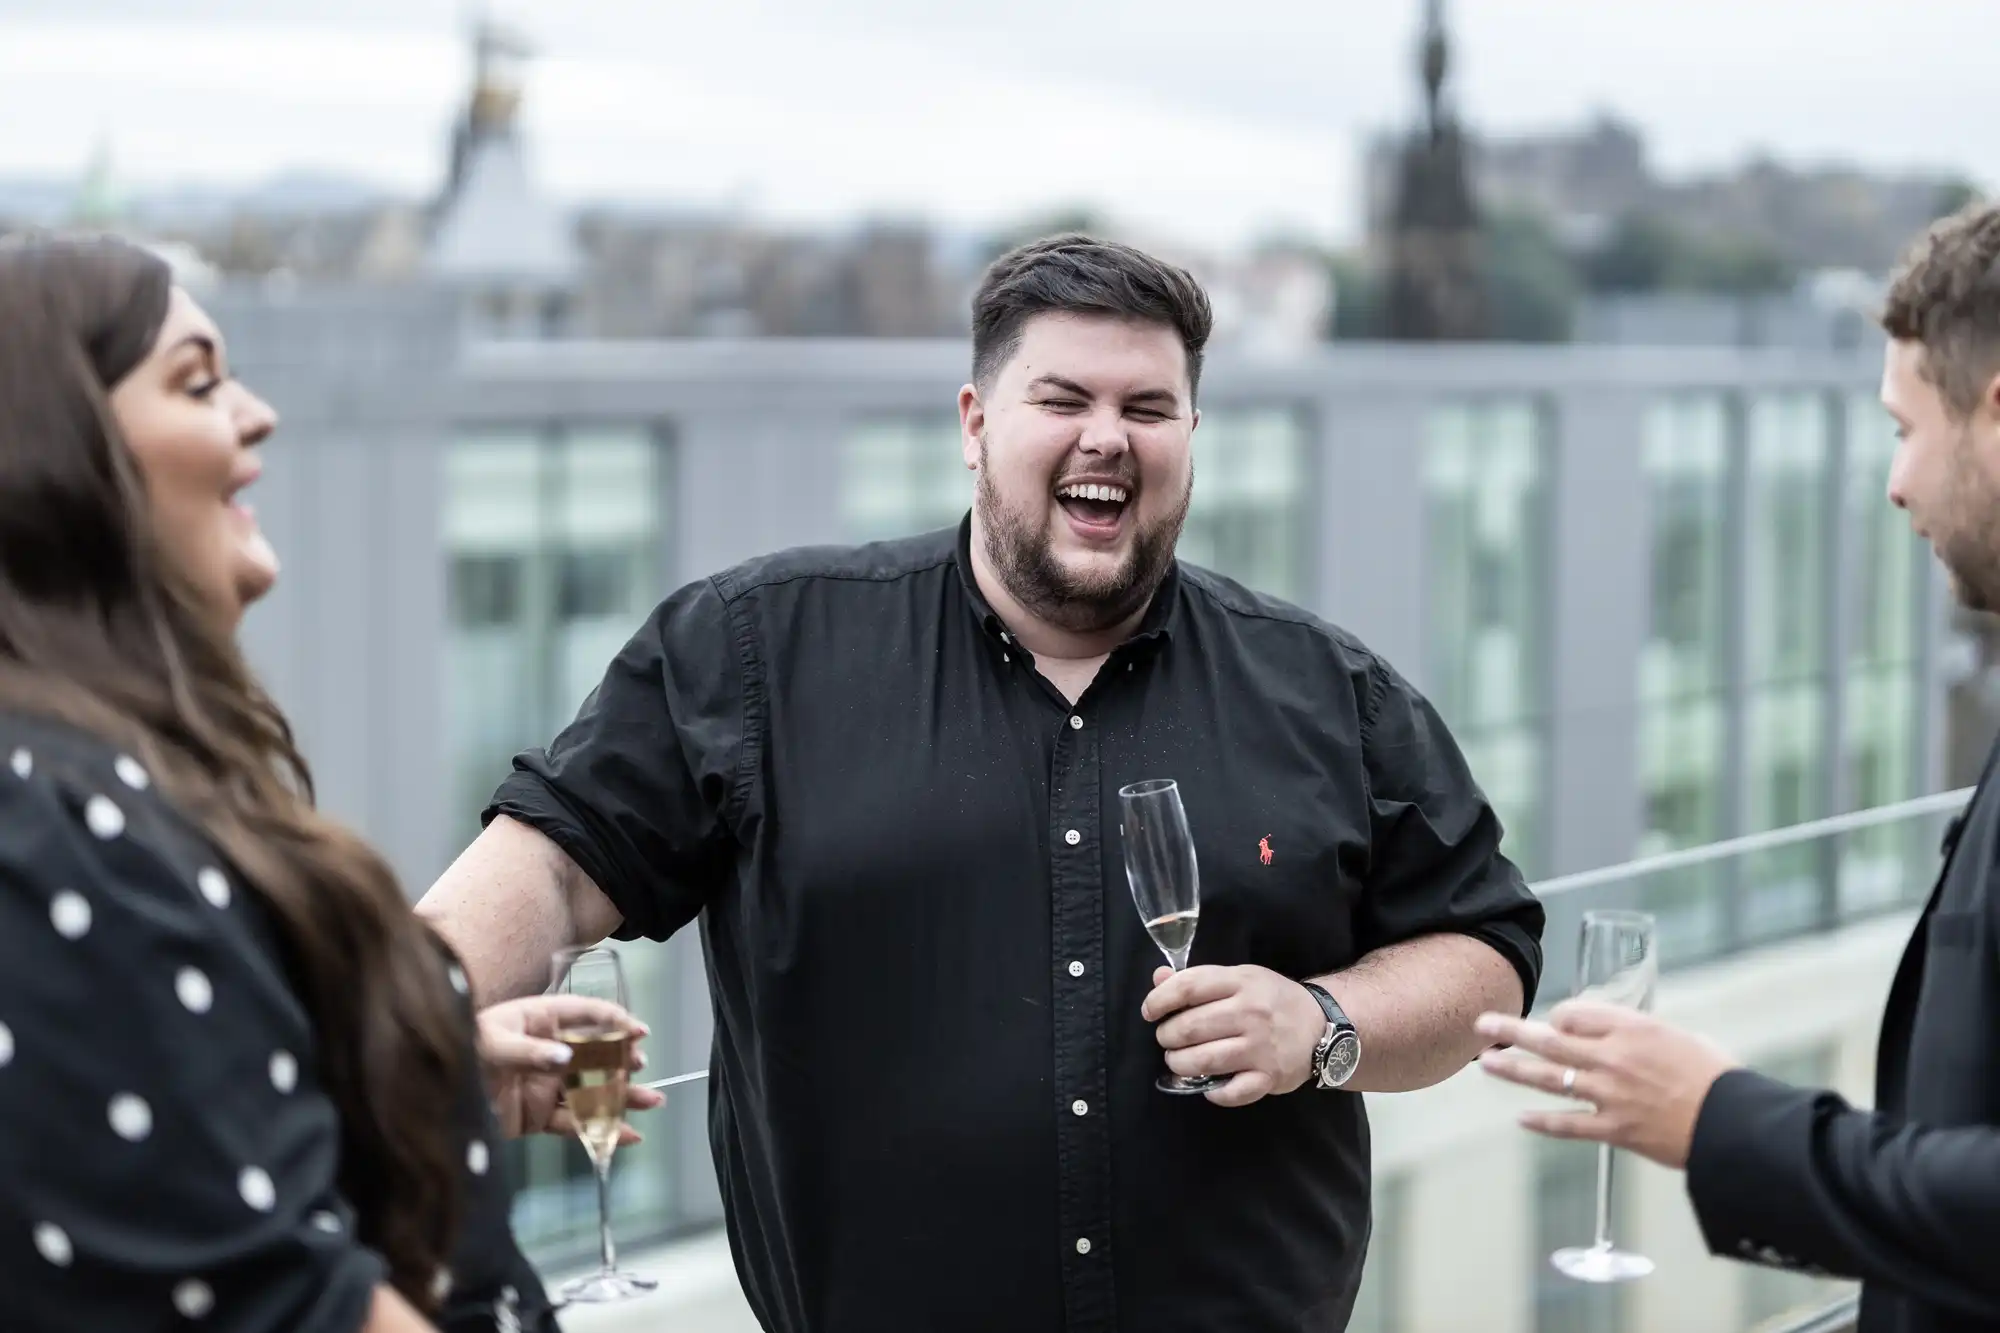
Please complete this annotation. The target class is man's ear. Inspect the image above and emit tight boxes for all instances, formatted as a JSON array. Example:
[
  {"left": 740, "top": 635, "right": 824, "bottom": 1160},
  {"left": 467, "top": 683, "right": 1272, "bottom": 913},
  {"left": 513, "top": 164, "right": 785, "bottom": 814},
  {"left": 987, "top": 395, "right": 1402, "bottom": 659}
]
[{"left": 959, "top": 384, "right": 984, "bottom": 471}]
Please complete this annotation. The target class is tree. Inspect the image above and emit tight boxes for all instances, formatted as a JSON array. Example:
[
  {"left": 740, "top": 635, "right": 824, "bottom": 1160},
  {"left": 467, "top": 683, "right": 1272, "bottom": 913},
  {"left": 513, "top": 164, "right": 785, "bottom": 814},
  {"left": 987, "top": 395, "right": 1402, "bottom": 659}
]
[
  {"left": 1481, "top": 207, "right": 1580, "bottom": 342},
  {"left": 1582, "top": 213, "right": 1679, "bottom": 293}
]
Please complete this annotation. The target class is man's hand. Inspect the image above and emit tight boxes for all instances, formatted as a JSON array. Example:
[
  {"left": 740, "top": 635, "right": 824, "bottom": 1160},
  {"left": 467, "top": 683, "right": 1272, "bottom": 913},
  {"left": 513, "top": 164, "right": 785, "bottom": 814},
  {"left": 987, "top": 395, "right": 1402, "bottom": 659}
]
[
  {"left": 1474, "top": 1000, "right": 1741, "bottom": 1168},
  {"left": 478, "top": 995, "right": 666, "bottom": 1142},
  {"left": 1141, "top": 964, "right": 1326, "bottom": 1107}
]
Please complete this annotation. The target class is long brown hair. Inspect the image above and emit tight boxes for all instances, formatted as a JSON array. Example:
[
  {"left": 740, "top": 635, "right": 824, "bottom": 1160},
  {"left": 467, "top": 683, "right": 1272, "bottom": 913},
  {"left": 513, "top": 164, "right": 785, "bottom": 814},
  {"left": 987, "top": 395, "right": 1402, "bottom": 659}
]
[{"left": 0, "top": 233, "right": 466, "bottom": 1306}]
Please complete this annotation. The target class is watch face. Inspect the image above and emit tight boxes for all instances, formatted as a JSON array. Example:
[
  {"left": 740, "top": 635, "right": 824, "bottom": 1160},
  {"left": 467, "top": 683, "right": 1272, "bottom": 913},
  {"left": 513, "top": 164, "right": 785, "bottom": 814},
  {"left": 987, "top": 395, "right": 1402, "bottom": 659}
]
[{"left": 1321, "top": 1033, "right": 1361, "bottom": 1087}]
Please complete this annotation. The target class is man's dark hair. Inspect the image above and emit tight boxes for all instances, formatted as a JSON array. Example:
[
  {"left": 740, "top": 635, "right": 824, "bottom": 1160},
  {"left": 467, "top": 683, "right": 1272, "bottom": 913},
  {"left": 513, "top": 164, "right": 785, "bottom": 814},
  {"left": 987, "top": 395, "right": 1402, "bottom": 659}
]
[
  {"left": 1882, "top": 199, "right": 2000, "bottom": 419},
  {"left": 970, "top": 234, "right": 1214, "bottom": 400}
]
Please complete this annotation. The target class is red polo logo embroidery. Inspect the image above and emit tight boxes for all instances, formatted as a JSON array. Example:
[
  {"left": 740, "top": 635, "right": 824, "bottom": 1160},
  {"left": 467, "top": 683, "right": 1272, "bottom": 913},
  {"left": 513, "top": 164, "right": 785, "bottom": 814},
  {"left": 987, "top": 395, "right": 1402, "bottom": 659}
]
[{"left": 1258, "top": 835, "right": 1274, "bottom": 865}]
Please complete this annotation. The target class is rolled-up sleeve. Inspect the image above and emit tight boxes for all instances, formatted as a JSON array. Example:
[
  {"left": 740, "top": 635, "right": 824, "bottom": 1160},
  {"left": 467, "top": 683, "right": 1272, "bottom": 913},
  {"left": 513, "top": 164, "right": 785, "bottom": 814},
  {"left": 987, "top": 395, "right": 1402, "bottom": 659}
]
[
  {"left": 484, "top": 574, "right": 750, "bottom": 941},
  {"left": 1353, "top": 654, "right": 1546, "bottom": 1009}
]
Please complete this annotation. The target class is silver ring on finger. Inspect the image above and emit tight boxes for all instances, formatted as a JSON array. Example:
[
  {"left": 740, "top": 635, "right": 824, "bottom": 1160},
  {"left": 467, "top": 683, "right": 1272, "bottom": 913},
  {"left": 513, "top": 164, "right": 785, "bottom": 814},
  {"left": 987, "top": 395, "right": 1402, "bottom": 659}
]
[{"left": 1561, "top": 1066, "right": 1578, "bottom": 1095}]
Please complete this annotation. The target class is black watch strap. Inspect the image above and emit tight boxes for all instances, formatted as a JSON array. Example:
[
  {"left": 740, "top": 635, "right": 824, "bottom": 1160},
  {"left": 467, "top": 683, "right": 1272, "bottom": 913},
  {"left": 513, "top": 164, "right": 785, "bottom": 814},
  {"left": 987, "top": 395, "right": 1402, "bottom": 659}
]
[{"left": 1302, "top": 981, "right": 1347, "bottom": 1028}]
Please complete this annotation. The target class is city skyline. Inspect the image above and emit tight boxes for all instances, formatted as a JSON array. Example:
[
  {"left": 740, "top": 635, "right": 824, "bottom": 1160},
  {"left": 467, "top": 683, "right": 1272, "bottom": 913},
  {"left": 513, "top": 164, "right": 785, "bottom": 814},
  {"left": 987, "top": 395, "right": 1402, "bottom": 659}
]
[{"left": 1, "top": 0, "right": 1990, "bottom": 250}]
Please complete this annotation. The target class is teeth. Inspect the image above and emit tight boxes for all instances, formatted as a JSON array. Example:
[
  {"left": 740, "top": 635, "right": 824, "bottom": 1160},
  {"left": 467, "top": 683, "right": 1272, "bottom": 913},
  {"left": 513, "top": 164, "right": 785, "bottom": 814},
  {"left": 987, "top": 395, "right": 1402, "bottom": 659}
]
[{"left": 1058, "top": 483, "right": 1128, "bottom": 503}]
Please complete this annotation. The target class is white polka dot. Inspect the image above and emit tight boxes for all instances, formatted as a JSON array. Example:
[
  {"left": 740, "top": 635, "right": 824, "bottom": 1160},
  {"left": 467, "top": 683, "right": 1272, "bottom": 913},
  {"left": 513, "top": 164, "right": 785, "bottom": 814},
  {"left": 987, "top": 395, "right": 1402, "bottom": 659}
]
[
  {"left": 50, "top": 891, "right": 91, "bottom": 940},
  {"left": 447, "top": 965, "right": 468, "bottom": 996},
  {"left": 430, "top": 1267, "right": 453, "bottom": 1303},
  {"left": 8, "top": 748, "right": 30, "bottom": 779},
  {"left": 0, "top": 1020, "right": 12, "bottom": 1068},
  {"left": 108, "top": 1092, "right": 152, "bottom": 1142},
  {"left": 33, "top": 1221, "right": 71, "bottom": 1266},
  {"left": 269, "top": 1050, "right": 297, "bottom": 1095},
  {"left": 114, "top": 755, "right": 149, "bottom": 790},
  {"left": 172, "top": 1279, "right": 214, "bottom": 1319},
  {"left": 310, "top": 1210, "right": 342, "bottom": 1234},
  {"left": 467, "top": 1140, "right": 489, "bottom": 1176},
  {"left": 196, "top": 867, "right": 231, "bottom": 910},
  {"left": 83, "top": 794, "right": 124, "bottom": 840},
  {"left": 175, "top": 967, "right": 213, "bottom": 1014},
  {"left": 238, "top": 1166, "right": 275, "bottom": 1212}
]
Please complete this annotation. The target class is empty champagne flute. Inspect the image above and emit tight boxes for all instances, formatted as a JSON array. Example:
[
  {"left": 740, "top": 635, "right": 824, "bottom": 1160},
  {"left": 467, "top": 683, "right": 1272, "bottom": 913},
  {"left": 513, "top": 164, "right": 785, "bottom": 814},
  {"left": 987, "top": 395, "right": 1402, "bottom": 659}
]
[
  {"left": 548, "top": 944, "right": 657, "bottom": 1304},
  {"left": 1119, "top": 778, "right": 1225, "bottom": 1095},
  {"left": 1550, "top": 909, "right": 1659, "bottom": 1283}
]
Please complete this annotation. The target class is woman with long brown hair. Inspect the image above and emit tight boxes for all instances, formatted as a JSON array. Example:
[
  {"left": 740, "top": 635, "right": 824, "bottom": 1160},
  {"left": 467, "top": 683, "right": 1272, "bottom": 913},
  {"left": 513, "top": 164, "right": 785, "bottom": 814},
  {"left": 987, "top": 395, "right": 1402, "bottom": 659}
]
[{"left": 0, "top": 233, "right": 656, "bottom": 1331}]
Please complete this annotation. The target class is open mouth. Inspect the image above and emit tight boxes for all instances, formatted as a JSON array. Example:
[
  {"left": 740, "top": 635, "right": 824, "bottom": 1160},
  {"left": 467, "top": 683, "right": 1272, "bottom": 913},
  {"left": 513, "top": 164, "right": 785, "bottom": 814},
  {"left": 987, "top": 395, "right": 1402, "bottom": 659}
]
[{"left": 1055, "top": 481, "right": 1130, "bottom": 534}]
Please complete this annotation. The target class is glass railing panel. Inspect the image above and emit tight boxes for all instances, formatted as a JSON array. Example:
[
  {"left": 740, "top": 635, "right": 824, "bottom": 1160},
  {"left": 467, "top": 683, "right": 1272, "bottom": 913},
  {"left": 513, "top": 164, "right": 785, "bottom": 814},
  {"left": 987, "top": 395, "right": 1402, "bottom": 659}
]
[{"left": 511, "top": 792, "right": 1963, "bottom": 1327}]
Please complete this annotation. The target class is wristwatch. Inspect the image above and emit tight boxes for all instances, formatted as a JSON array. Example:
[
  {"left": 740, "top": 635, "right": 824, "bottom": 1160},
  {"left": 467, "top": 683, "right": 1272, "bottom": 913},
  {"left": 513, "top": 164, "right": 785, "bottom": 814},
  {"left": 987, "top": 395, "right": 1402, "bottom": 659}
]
[{"left": 1302, "top": 982, "right": 1361, "bottom": 1089}]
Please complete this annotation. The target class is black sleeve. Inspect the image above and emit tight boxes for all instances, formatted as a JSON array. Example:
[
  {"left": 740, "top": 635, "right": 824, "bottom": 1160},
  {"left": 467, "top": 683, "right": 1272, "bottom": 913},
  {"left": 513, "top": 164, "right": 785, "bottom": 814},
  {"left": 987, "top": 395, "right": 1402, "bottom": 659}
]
[
  {"left": 484, "top": 574, "right": 750, "bottom": 941},
  {"left": 1686, "top": 1068, "right": 2000, "bottom": 1318},
  {"left": 0, "top": 768, "right": 385, "bottom": 1332},
  {"left": 1352, "top": 653, "right": 1545, "bottom": 1010}
]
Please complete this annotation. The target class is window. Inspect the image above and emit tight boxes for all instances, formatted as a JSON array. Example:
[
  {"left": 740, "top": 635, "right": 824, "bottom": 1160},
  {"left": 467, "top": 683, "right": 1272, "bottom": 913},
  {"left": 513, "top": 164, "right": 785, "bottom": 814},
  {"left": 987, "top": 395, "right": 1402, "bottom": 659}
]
[
  {"left": 1425, "top": 400, "right": 1551, "bottom": 878},
  {"left": 444, "top": 425, "right": 687, "bottom": 1269},
  {"left": 1840, "top": 393, "right": 1928, "bottom": 915},
  {"left": 1637, "top": 397, "right": 1732, "bottom": 959},
  {"left": 1179, "top": 406, "right": 1314, "bottom": 602},
  {"left": 1741, "top": 394, "right": 1833, "bottom": 944},
  {"left": 841, "top": 414, "right": 968, "bottom": 542}
]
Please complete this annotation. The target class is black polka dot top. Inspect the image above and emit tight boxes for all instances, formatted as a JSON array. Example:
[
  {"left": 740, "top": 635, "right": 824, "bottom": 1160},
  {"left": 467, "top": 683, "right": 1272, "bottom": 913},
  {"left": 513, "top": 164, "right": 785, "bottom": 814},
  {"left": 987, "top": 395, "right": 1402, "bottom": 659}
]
[{"left": 0, "top": 709, "right": 558, "bottom": 1332}]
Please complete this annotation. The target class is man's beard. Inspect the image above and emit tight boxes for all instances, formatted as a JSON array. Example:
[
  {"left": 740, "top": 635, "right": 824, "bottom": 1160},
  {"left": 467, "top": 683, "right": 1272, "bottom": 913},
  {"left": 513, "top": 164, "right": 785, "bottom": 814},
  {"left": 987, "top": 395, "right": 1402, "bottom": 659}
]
[
  {"left": 975, "top": 436, "right": 1192, "bottom": 635},
  {"left": 1936, "top": 427, "right": 2000, "bottom": 613}
]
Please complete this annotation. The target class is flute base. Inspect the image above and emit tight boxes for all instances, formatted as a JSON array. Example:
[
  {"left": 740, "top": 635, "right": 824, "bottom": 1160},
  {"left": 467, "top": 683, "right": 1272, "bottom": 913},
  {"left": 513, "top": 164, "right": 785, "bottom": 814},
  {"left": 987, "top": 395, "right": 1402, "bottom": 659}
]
[
  {"left": 558, "top": 1269, "right": 659, "bottom": 1304},
  {"left": 1551, "top": 1243, "right": 1654, "bottom": 1283}
]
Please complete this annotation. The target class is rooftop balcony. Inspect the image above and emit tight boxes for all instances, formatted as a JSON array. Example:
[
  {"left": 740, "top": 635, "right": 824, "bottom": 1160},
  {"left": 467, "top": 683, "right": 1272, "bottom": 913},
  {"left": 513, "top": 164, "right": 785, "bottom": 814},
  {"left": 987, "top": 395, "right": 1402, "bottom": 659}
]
[{"left": 518, "top": 788, "right": 1966, "bottom": 1332}]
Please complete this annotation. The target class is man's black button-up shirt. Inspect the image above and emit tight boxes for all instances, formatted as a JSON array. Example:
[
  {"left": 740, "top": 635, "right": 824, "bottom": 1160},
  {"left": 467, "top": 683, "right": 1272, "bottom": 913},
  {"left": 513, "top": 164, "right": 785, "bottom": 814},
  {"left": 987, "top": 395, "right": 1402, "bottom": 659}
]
[{"left": 486, "top": 517, "right": 1544, "bottom": 1333}]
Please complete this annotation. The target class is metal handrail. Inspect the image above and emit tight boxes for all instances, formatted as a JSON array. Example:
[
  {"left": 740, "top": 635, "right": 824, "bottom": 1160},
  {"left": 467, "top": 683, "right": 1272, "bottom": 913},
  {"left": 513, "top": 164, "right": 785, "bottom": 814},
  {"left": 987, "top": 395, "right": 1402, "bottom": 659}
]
[
  {"left": 1531, "top": 787, "right": 1972, "bottom": 900},
  {"left": 1756, "top": 1293, "right": 1859, "bottom": 1333}
]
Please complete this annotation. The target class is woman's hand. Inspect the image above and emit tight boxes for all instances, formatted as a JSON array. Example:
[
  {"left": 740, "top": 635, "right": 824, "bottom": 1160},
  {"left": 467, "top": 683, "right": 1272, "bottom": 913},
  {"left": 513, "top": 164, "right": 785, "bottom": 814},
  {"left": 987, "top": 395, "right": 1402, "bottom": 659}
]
[{"left": 476, "top": 995, "right": 666, "bottom": 1142}]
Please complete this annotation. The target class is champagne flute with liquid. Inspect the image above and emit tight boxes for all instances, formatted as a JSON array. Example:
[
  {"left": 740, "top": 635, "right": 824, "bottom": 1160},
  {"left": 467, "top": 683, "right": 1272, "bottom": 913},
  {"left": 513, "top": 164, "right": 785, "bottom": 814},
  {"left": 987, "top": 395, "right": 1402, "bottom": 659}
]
[
  {"left": 1550, "top": 909, "right": 1659, "bottom": 1284},
  {"left": 549, "top": 945, "right": 656, "bottom": 1304},
  {"left": 1119, "top": 778, "right": 1225, "bottom": 1095}
]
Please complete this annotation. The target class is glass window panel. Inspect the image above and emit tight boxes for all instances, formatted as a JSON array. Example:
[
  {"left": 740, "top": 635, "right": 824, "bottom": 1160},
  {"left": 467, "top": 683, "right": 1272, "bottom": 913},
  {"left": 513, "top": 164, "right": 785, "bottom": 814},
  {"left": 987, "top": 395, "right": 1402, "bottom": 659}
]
[
  {"left": 444, "top": 432, "right": 540, "bottom": 552},
  {"left": 1740, "top": 394, "right": 1833, "bottom": 942},
  {"left": 444, "top": 425, "right": 685, "bottom": 1272},
  {"left": 555, "top": 429, "right": 656, "bottom": 543},
  {"left": 841, "top": 414, "right": 969, "bottom": 542},
  {"left": 1179, "top": 406, "right": 1312, "bottom": 601},
  {"left": 1638, "top": 397, "right": 1730, "bottom": 707},
  {"left": 1844, "top": 394, "right": 1923, "bottom": 673},
  {"left": 1745, "top": 394, "right": 1830, "bottom": 691},
  {"left": 1424, "top": 400, "right": 1549, "bottom": 877},
  {"left": 1745, "top": 390, "right": 1830, "bottom": 832}
]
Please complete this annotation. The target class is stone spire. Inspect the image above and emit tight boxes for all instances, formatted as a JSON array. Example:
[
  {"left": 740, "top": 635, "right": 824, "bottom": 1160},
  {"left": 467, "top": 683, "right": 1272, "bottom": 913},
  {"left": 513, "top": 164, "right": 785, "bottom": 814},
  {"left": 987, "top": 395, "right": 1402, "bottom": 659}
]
[
  {"left": 425, "top": 15, "right": 579, "bottom": 335},
  {"left": 1381, "top": 0, "right": 1488, "bottom": 341}
]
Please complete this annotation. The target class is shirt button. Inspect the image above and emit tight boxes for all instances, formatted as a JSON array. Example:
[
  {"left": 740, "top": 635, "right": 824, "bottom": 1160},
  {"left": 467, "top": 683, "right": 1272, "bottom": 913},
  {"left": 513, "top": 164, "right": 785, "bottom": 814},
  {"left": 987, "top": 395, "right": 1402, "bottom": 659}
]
[
  {"left": 1071, "top": 1099, "right": 1088, "bottom": 1116},
  {"left": 1069, "top": 715, "right": 1083, "bottom": 730},
  {"left": 1068, "top": 960, "right": 1085, "bottom": 977},
  {"left": 1076, "top": 1237, "right": 1092, "bottom": 1255},
  {"left": 999, "top": 631, "right": 1010, "bottom": 644},
  {"left": 1064, "top": 829, "right": 1081, "bottom": 846}
]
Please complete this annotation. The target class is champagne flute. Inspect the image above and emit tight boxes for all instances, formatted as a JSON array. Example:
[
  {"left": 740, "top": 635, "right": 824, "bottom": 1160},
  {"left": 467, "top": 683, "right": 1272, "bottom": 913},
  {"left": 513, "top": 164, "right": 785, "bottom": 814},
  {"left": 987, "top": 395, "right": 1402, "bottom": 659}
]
[
  {"left": 548, "top": 945, "right": 657, "bottom": 1304},
  {"left": 1119, "top": 778, "right": 1225, "bottom": 1095},
  {"left": 1550, "top": 909, "right": 1659, "bottom": 1283}
]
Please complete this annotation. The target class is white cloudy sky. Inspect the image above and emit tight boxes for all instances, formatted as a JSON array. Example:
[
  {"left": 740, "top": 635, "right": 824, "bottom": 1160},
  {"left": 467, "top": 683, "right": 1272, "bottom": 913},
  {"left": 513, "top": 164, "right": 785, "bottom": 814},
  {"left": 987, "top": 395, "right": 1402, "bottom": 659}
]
[{"left": 0, "top": 0, "right": 1990, "bottom": 247}]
